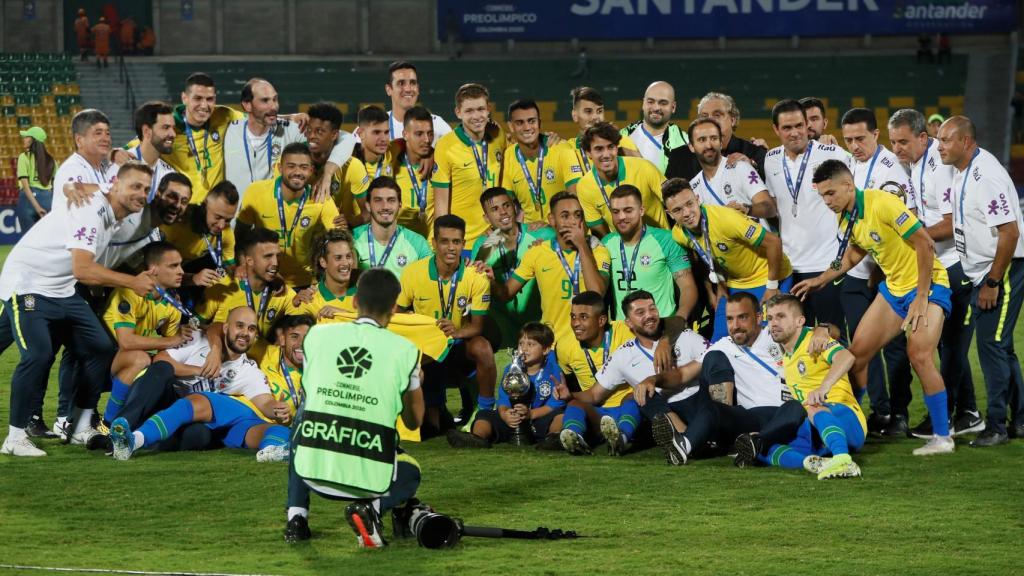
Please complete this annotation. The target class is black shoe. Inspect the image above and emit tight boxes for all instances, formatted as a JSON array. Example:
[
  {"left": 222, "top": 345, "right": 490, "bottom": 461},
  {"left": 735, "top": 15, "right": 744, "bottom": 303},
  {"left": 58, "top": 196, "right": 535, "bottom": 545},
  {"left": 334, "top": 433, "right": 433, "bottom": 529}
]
[
  {"left": 453, "top": 408, "right": 472, "bottom": 427},
  {"left": 880, "top": 414, "right": 909, "bottom": 438},
  {"left": 391, "top": 498, "right": 430, "bottom": 540},
  {"left": 650, "top": 413, "right": 686, "bottom": 465},
  {"left": 445, "top": 429, "right": 491, "bottom": 449},
  {"left": 969, "top": 429, "right": 1008, "bottom": 447},
  {"left": 284, "top": 515, "right": 311, "bottom": 543},
  {"left": 733, "top": 433, "right": 763, "bottom": 468},
  {"left": 1008, "top": 421, "right": 1024, "bottom": 439},
  {"left": 908, "top": 416, "right": 932, "bottom": 439},
  {"left": 25, "top": 415, "right": 58, "bottom": 439},
  {"left": 866, "top": 413, "right": 891, "bottom": 437},
  {"left": 952, "top": 411, "right": 985, "bottom": 437},
  {"left": 535, "top": 433, "right": 563, "bottom": 451},
  {"left": 345, "top": 502, "right": 387, "bottom": 548}
]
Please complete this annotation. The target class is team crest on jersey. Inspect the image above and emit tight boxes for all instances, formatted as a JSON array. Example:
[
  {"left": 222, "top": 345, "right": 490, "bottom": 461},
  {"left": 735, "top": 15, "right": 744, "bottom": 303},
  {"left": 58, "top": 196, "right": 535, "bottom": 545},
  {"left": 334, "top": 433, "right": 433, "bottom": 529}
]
[
  {"left": 538, "top": 382, "right": 552, "bottom": 399},
  {"left": 118, "top": 300, "right": 131, "bottom": 314},
  {"left": 723, "top": 184, "right": 733, "bottom": 196},
  {"left": 496, "top": 150, "right": 504, "bottom": 162},
  {"left": 545, "top": 168, "right": 556, "bottom": 181},
  {"left": 211, "top": 132, "right": 220, "bottom": 142},
  {"left": 641, "top": 255, "right": 651, "bottom": 266},
  {"left": 397, "top": 255, "right": 408, "bottom": 266},
  {"left": 797, "top": 360, "right": 806, "bottom": 375},
  {"left": 23, "top": 295, "right": 35, "bottom": 311},
  {"left": 271, "top": 143, "right": 282, "bottom": 160},
  {"left": 716, "top": 242, "right": 729, "bottom": 252},
  {"left": 768, "top": 344, "right": 783, "bottom": 362},
  {"left": 226, "top": 369, "right": 236, "bottom": 380},
  {"left": 870, "top": 231, "right": 882, "bottom": 243},
  {"left": 457, "top": 296, "right": 468, "bottom": 310},
  {"left": 331, "top": 181, "right": 340, "bottom": 193},
  {"left": 267, "top": 308, "right": 278, "bottom": 321},
  {"left": 300, "top": 216, "right": 311, "bottom": 228}
]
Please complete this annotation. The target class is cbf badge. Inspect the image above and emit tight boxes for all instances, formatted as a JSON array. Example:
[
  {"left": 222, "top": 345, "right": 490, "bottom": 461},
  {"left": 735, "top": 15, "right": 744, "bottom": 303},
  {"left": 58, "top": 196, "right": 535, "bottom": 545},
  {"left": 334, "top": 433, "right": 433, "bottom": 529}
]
[
  {"left": 211, "top": 132, "right": 220, "bottom": 142},
  {"left": 457, "top": 296, "right": 468, "bottom": 311},
  {"left": 300, "top": 216, "right": 311, "bottom": 228},
  {"left": 267, "top": 308, "right": 278, "bottom": 321},
  {"left": 23, "top": 295, "right": 35, "bottom": 311},
  {"left": 538, "top": 382, "right": 552, "bottom": 399},
  {"left": 545, "top": 168, "right": 555, "bottom": 182},
  {"left": 397, "top": 255, "right": 408, "bottom": 267},
  {"left": 797, "top": 360, "right": 806, "bottom": 375}
]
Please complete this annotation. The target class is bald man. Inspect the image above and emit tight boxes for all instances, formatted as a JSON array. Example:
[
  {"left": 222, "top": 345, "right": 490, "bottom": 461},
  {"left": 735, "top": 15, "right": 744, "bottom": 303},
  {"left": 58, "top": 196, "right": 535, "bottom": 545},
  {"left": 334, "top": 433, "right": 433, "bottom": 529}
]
[
  {"left": 620, "top": 81, "right": 688, "bottom": 173},
  {"left": 938, "top": 116, "right": 1024, "bottom": 446},
  {"left": 666, "top": 92, "right": 768, "bottom": 181}
]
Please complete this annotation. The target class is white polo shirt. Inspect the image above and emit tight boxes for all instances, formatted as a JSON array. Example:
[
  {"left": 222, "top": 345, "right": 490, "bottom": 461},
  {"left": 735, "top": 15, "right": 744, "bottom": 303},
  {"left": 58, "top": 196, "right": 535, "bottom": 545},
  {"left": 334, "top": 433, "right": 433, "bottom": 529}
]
[
  {"left": 0, "top": 193, "right": 127, "bottom": 300},
  {"left": 386, "top": 110, "right": 452, "bottom": 146},
  {"left": 763, "top": 142, "right": 850, "bottom": 273},
  {"left": 950, "top": 147, "right": 1024, "bottom": 284},
  {"left": 848, "top": 144, "right": 915, "bottom": 280},
  {"left": 125, "top": 145, "right": 177, "bottom": 203},
  {"left": 702, "top": 328, "right": 787, "bottom": 409},
  {"left": 690, "top": 157, "right": 767, "bottom": 209},
  {"left": 50, "top": 152, "right": 118, "bottom": 219},
  {"left": 168, "top": 332, "right": 271, "bottom": 400},
  {"left": 627, "top": 124, "right": 665, "bottom": 169},
  {"left": 596, "top": 329, "right": 708, "bottom": 403},
  {"left": 912, "top": 138, "right": 959, "bottom": 269}
]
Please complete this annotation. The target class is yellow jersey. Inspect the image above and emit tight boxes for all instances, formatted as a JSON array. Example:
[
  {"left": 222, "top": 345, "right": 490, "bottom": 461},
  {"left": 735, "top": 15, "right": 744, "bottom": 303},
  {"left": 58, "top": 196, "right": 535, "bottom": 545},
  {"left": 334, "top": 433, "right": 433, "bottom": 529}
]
[
  {"left": 102, "top": 288, "right": 182, "bottom": 340},
  {"left": 259, "top": 344, "right": 303, "bottom": 418},
  {"left": 499, "top": 137, "right": 583, "bottom": 224},
  {"left": 569, "top": 133, "right": 639, "bottom": 174},
  {"left": 672, "top": 204, "right": 793, "bottom": 290},
  {"left": 237, "top": 177, "right": 341, "bottom": 287},
  {"left": 430, "top": 125, "right": 505, "bottom": 246},
  {"left": 330, "top": 157, "right": 371, "bottom": 227},
  {"left": 294, "top": 279, "right": 357, "bottom": 318},
  {"left": 396, "top": 257, "right": 491, "bottom": 331},
  {"left": 557, "top": 320, "right": 634, "bottom": 408},
  {"left": 392, "top": 151, "right": 433, "bottom": 238},
  {"left": 842, "top": 188, "right": 949, "bottom": 296},
  {"left": 195, "top": 279, "right": 298, "bottom": 364},
  {"left": 166, "top": 104, "right": 245, "bottom": 204},
  {"left": 314, "top": 307, "right": 452, "bottom": 363},
  {"left": 159, "top": 205, "right": 236, "bottom": 269},
  {"left": 576, "top": 156, "right": 668, "bottom": 231},
  {"left": 783, "top": 327, "right": 867, "bottom": 433},
  {"left": 511, "top": 239, "right": 612, "bottom": 351}
]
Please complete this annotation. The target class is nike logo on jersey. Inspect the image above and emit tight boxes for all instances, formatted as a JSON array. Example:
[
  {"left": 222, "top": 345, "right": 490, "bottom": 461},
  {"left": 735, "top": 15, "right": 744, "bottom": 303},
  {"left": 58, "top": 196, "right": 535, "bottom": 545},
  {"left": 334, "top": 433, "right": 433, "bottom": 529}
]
[{"left": 541, "top": 267, "right": 554, "bottom": 272}]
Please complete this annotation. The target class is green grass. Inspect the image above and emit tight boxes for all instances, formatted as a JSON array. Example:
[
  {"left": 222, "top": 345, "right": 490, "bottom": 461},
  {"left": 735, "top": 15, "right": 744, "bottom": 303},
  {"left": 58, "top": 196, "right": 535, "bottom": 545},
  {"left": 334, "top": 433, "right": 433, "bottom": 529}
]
[{"left": 0, "top": 245, "right": 1022, "bottom": 576}]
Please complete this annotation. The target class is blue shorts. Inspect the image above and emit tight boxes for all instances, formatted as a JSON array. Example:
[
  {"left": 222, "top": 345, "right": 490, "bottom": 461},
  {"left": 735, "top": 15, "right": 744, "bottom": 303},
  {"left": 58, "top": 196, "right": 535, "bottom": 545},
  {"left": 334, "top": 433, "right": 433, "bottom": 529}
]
[
  {"left": 790, "top": 403, "right": 865, "bottom": 455},
  {"left": 878, "top": 281, "right": 952, "bottom": 319},
  {"left": 596, "top": 400, "right": 641, "bottom": 427},
  {"left": 198, "top": 392, "right": 265, "bottom": 449},
  {"left": 728, "top": 275, "right": 794, "bottom": 302}
]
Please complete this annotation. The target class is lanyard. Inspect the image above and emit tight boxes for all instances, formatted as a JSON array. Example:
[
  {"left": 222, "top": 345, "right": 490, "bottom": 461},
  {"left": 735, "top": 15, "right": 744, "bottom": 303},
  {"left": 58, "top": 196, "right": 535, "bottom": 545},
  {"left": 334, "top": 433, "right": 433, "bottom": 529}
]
[
  {"left": 576, "top": 139, "right": 591, "bottom": 172},
  {"left": 832, "top": 203, "right": 859, "bottom": 270},
  {"left": 242, "top": 126, "right": 274, "bottom": 181},
  {"left": 203, "top": 233, "right": 224, "bottom": 269},
  {"left": 515, "top": 143, "right": 547, "bottom": 211},
  {"left": 469, "top": 138, "right": 489, "bottom": 186},
  {"left": 681, "top": 209, "right": 716, "bottom": 273},
  {"left": 782, "top": 142, "right": 813, "bottom": 217},
  {"left": 738, "top": 345, "right": 779, "bottom": 378},
  {"left": 155, "top": 286, "right": 199, "bottom": 329},
  {"left": 496, "top": 225, "right": 523, "bottom": 281},
  {"left": 634, "top": 338, "right": 655, "bottom": 363},
  {"left": 555, "top": 246, "right": 581, "bottom": 296},
  {"left": 81, "top": 154, "right": 106, "bottom": 185},
  {"left": 592, "top": 168, "right": 619, "bottom": 210},
  {"left": 639, "top": 125, "right": 663, "bottom": 151},
  {"left": 368, "top": 157, "right": 384, "bottom": 179},
  {"left": 436, "top": 267, "right": 461, "bottom": 320},
  {"left": 404, "top": 157, "right": 428, "bottom": 212},
  {"left": 280, "top": 356, "right": 302, "bottom": 407},
  {"left": 858, "top": 145, "right": 882, "bottom": 189},
  {"left": 917, "top": 140, "right": 931, "bottom": 219},
  {"left": 955, "top": 148, "right": 980, "bottom": 228},
  {"left": 134, "top": 147, "right": 159, "bottom": 202},
  {"left": 368, "top": 228, "right": 400, "bottom": 268},
  {"left": 582, "top": 329, "right": 611, "bottom": 377},
  {"left": 275, "top": 178, "right": 309, "bottom": 248},
  {"left": 241, "top": 279, "right": 271, "bottom": 323},
  {"left": 618, "top": 226, "right": 646, "bottom": 291},
  {"left": 700, "top": 169, "right": 726, "bottom": 206},
  {"left": 389, "top": 112, "right": 397, "bottom": 139},
  {"left": 183, "top": 122, "right": 209, "bottom": 175}
]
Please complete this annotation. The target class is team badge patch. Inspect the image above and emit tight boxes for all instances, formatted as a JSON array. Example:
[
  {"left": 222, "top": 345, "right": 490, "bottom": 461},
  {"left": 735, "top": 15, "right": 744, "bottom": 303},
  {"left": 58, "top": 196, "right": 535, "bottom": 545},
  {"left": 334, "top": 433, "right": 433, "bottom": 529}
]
[
  {"left": 211, "top": 132, "right": 220, "bottom": 142},
  {"left": 744, "top": 225, "right": 757, "bottom": 239},
  {"left": 300, "top": 216, "right": 311, "bottom": 228},
  {"left": 538, "top": 382, "right": 552, "bottom": 399},
  {"left": 797, "top": 360, "right": 806, "bottom": 375},
  {"left": 545, "top": 168, "right": 556, "bottom": 181},
  {"left": 724, "top": 184, "right": 733, "bottom": 196},
  {"left": 716, "top": 242, "right": 729, "bottom": 252},
  {"left": 23, "top": 295, "right": 36, "bottom": 311},
  {"left": 896, "top": 212, "right": 909, "bottom": 226},
  {"left": 496, "top": 151, "right": 504, "bottom": 162},
  {"left": 769, "top": 344, "right": 783, "bottom": 362},
  {"left": 397, "top": 255, "right": 408, "bottom": 266},
  {"left": 267, "top": 308, "right": 277, "bottom": 321},
  {"left": 457, "top": 296, "right": 468, "bottom": 310},
  {"left": 481, "top": 294, "right": 490, "bottom": 302},
  {"left": 271, "top": 143, "right": 282, "bottom": 160},
  {"left": 118, "top": 300, "right": 131, "bottom": 314},
  {"left": 870, "top": 231, "right": 882, "bottom": 243},
  {"left": 226, "top": 369, "right": 236, "bottom": 380},
  {"left": 640, "top": 255, "right": 651, "bottom": 266},
  {"left": 330, "top": 181, "right": 340, "bottom": 193}
]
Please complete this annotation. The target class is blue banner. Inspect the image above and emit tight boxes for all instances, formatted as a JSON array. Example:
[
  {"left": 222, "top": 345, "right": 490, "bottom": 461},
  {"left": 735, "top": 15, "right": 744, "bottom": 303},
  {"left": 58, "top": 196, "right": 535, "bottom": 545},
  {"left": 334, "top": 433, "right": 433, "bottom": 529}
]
[{"left": 438, "top": 0, "right": 1017, "bottom": 41}]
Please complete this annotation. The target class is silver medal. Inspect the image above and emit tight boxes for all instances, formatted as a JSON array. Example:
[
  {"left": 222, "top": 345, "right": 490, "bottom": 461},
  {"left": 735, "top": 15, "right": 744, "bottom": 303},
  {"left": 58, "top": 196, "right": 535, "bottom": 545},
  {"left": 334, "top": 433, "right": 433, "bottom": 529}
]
[{"left": 188, "top": 316, "right": 201, "bottom": 330}]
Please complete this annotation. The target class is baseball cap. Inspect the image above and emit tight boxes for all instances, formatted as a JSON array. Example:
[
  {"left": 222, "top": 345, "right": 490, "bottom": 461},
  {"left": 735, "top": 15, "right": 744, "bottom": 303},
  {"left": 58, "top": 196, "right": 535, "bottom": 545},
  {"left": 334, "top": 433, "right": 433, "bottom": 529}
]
[{"left": 19, "top": 126, "right": 47, "bottom": 143}]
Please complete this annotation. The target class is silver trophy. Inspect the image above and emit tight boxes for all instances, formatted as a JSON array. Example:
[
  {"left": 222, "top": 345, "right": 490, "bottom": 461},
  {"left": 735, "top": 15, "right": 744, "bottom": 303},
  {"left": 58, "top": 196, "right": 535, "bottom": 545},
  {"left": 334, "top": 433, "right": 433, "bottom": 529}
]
[{"left": 501, "top": 348, "right": 534, "bottom": 446}]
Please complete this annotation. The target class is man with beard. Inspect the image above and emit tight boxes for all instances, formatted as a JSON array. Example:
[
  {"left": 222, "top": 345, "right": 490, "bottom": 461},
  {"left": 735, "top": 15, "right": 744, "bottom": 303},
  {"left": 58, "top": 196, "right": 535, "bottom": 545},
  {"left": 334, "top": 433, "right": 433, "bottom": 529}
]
[
  {"left": 575, "top": 122, "right": 668, "bottom": 238},
  {"left": 392, "top": 106, "right": 435, "bottom": 237},
  {"left": 109, "top": 306, "right": 293, "bottom": 462},
  {"left": 383, "top": 61, "right": 451, "bottom": 144},
  {"left": 800, "top": 97, "right": 838, "bottom": 146},
  {"left": 688, "top": 118, "right": 776, "bottom": 220},
  {"left": 349, "top": 106, "right": 395, "bottom": 225},
  {"left": 160, "top": 178, "right": 236, "bottom": 288},
  {"left": 620, "top": 81, "right": 687, "bottom": 174},
  {"left": 567, "top": 87, "right": 639, "bottom": 176},
  {"left": 261, "top": 314, "right": 314, "bottom": 421},
  {"left": 238, "top": 142, "right": 343, "bottom": 287},
  {"left": 666, "top": 92, "right": 767, "bottom": 181},
  {"left": 0, "top": 163, "right": 155, "bottom": 457},
  {"left": 352, "top": 177, "right": 432, "bottom": 282},
  {"left": 126, "top": 102, "right": 178, "bottom": 205}
]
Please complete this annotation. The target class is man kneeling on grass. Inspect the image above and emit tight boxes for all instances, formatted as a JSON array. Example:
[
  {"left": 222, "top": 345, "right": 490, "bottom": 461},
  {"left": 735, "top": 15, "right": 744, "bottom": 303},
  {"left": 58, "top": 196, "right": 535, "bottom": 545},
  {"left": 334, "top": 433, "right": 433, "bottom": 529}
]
[
  {"left": 447, "top": 322, "right": 567, "bottom": 449},
  {"left": 109, "top": 306, "right": 293, "bottom": 462}
]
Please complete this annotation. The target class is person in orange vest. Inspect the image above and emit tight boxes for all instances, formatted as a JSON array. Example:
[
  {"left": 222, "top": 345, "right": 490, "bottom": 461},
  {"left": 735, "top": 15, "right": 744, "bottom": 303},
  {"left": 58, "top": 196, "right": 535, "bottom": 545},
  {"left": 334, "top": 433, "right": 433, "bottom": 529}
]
[
  {"left": 74, "top": 9, "right": 90, "bottom": 62},
  {"left": 119, "top": 16, "right": 136, "bottom": 56},
  {"left": 137, "top": 26, "right": 155, "bottom": 55},
  {"left": 92, "top": 17, "right": 111, "bottom": 68}
]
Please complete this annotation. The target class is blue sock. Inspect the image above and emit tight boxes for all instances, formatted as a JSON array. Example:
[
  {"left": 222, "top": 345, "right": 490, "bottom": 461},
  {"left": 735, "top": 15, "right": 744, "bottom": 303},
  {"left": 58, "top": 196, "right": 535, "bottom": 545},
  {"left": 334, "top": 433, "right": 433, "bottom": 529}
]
[
  {"left": 476, "top": 395, "right": 495, "bottom": 411},
  {"left": 853, "top": 385, "right": 866, "bottom": 404},
  {"left": 812, "top": 411, "right": 850, "bottom": 456},
  {"left": 616, "top": 403, "right": 641, "bottom": 441},
  {"left": 258, "top": 425, "right": 290, "bottom": 450},
  {"left": 711, "top": 296, "right": 728, "bottom": 342},
  {"left": 103, "top": 375, "right": 130, "bottom": 424},
  {"left": 923, "top": 390, "right": 951, "bottom": 437},
  {"left": 562, "top": 405, "right": 586, "bottom": 435},
  {"left": 138, "top": 398, "right": 194, "bottom": 448},
  {"left": 760, "top": 443, "right": 807, "bottom": 469}
]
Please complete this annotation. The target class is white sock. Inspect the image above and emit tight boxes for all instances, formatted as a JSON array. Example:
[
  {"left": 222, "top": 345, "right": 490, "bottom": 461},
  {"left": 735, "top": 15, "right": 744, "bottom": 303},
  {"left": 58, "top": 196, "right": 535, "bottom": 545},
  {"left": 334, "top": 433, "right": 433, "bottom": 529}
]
[
  {"left": 287, "top": 507, "right": 308, "bottom": 521},
  {"left": 132, "top": 431, "right": 144, "bottom": 450},
  {"left": 73, "top": 408, "right": 95, "bottom": 435},
  {"left": 8, "top": 426, "right": 27, "bottom": 441}
]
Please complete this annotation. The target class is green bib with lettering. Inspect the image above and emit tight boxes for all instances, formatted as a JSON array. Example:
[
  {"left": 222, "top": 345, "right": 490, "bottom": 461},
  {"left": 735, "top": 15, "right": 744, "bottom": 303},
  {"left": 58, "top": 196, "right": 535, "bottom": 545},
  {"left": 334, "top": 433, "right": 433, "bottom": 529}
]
[{"left": 293, "top": 320, "right": 420, "bottom": 495}]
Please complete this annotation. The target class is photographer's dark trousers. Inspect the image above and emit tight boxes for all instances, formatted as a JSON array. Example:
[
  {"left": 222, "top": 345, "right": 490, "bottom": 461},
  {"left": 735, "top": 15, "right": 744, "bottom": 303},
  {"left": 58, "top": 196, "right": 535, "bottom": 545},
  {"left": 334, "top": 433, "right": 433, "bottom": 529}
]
[{"left": 639, "top": 388, "right": 718, "bottom": 454}]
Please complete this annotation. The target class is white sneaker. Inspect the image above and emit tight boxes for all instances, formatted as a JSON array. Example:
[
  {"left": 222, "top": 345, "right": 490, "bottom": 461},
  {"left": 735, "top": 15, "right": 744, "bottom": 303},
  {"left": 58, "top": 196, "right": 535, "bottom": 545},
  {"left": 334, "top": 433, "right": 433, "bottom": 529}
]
[
  {"left": 70, "top": 426, "right": 100, "bottom": 446},
  {"left": 52, "top": 420, "right": 70, "bottom": 442},
  {"left": 1, "top": 435, "right": 47, "bottom": 457},
  {"left": 256, "top": 444, "right": 290, "bottom": 463},
  {"left": 912, "top": 435, "right": 955, "bottom": 456},
  {"left": 802, "top": 455, "right": 831, "bottom": 475}
]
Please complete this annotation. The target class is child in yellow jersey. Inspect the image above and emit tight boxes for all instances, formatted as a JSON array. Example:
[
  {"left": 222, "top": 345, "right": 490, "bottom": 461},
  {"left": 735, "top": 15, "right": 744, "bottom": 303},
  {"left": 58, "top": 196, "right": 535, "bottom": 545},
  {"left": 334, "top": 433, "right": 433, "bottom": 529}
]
[
  {"left": 793, "top": 160, "right": 955, "bottom": 456},
  {"left": 556, "top": 291, "right": 639, "bottom": 456},
  {"left": 160, "top": 180, "right": 238, "bottom": 287},
  {"left": 237, "top": 143, "right": 343, "bottom": 287},
  {"left": 261, "top": 314, "right": 313, "bottom": 419},
  {"left": 754, "top": 295, "right": 865, "bottom": 480}
]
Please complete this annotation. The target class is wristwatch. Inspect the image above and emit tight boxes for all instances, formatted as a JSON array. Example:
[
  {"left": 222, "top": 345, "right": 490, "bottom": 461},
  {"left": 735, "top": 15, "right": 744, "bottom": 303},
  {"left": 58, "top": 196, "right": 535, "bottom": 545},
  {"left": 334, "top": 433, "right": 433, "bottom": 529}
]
[{"left": 984, "top": 277, "right": 1000, "bottom": 289}]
